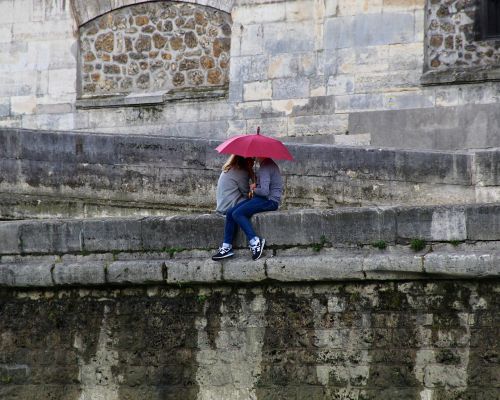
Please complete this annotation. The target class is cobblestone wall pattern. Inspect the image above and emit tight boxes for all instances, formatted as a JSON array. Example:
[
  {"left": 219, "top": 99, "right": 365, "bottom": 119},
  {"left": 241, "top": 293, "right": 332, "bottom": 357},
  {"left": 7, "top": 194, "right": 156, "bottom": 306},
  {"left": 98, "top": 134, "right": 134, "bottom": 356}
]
[
  {"left": 426, "top": 0, "right": 500, "bottom": 71},
  {"left": 79, "top": 2, "right": 231, "bottom": 97}
]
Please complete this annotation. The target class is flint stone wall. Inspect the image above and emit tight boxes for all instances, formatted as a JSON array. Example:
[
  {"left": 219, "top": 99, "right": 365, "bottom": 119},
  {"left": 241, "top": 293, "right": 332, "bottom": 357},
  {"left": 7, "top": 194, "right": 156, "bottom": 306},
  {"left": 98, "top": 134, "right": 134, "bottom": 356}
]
[{"left": 79, "top": 2, "right": 231, "bottom": 98}]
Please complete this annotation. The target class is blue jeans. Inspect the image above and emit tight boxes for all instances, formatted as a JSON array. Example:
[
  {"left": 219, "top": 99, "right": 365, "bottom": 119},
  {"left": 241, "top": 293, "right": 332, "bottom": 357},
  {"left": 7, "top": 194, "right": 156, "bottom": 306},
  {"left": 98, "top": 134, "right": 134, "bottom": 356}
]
[{"left": 223, "top": 196, "right": 279, "bottom": 244}]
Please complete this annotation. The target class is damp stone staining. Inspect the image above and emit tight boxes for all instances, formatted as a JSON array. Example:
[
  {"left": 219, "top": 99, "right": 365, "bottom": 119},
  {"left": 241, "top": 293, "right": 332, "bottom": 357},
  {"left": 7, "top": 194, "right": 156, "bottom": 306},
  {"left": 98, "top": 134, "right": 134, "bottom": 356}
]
[{"left": 79, "top": 2, "right": 231, "bottom": 97}]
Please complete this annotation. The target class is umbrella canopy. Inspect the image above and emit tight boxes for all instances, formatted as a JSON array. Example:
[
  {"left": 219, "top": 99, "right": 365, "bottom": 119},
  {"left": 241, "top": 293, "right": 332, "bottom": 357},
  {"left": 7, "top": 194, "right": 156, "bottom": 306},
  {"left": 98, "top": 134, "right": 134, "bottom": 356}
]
[{"left": 215, "top": 128, "right": 294, "bottom": 161}]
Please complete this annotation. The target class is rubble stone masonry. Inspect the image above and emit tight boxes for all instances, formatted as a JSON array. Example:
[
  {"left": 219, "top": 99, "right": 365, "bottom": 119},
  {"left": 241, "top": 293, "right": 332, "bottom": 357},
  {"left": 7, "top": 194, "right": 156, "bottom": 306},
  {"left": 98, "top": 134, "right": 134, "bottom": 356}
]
[
  {"left": 0, "top": 281, "right": 498, "bottom": 399},
  {"left": 79, "top": 2, "right": 231, "bottom": 97}
]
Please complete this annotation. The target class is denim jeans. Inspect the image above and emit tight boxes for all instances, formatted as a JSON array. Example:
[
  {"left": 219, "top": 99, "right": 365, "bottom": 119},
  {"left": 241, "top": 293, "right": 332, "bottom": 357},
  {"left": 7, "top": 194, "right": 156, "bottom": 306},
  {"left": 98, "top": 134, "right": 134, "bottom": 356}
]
[{"left": 223, "top": 196, "right": 279, "bottom": 244}]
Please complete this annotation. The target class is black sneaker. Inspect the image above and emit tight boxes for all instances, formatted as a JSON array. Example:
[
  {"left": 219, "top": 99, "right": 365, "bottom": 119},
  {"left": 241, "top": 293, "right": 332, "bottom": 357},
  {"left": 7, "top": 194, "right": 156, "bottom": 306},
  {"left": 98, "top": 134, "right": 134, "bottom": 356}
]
[
  {"left": 250, "top": 237, "right": 265, "bottom": 261},
  {"left": 211, "top": 246, "right": 234, "bottom": 261}
]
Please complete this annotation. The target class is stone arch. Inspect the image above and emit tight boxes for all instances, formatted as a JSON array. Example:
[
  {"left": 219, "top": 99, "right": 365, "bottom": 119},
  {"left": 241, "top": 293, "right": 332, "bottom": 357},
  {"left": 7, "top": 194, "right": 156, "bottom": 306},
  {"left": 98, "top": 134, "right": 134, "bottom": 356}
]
[{"left": 71, "top": 0, "right": 235, "bottom": 27}]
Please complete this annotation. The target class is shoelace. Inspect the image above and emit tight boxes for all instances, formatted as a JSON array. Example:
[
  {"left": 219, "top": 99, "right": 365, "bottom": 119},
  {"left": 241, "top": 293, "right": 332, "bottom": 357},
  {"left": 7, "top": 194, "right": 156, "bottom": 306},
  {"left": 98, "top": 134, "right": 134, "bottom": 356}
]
[{"left": 219, "top": 247, "right": 230, "bottom": 254}]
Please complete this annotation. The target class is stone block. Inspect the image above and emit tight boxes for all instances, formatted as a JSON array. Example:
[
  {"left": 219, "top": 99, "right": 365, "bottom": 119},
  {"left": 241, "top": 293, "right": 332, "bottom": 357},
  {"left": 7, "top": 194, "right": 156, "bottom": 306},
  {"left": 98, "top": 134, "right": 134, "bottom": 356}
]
[
  {"left": 243, "top": 81, "right": 272, "bottom": 101},
  {"left": 20, "top": 220, "right": 83, "bottom": 254},
  {"left": 266, "top": 255, "right": 365, "bottom": 281},
  {"left": 334, "top": 133, "right": 371, "bottom": 146},
  {"left": 232, "top": 4, "right": 285, "bottom": 24},
  {"left": 107, "top": 260, "right": 165, "bottom": 284},
  {"left": 424, "top": 252, "right": 500, "bottom": 278},
  {"left": 335, "top": 93, "right": 384, "bottom": 113},
  {"left": 240, "top": 24, "right": 264, "bottom": 56},
  {"left": 272, "top": 77, "right": 310, "bottom": 100},
  {"left": 285, "top": 0, "right": 315, "bottom": 21},
  {"left": 326, "top": 13, "right": 415, "bottom": 49},
  {"left": 394, "top": 150, "right": 472, "bottom": 185},
  {"left": 231, "top": 55, "right": 269, "bottom": 83},
  {"left": 47, "top": 68, "right": 77, "bottom": 97},
  {"left": 253, "top": 208, "right": 396, "bottom": 246},
  {"left": 363, "top": 253, "right": 423, "bottom": 279},
  {"left": 82, "top": 218, "right": 142, "bottom": 252},
  {"left": 288, "top": 114, "right": 348, "bottom": 136},
  {"left": 383, "top": 91, "right": 435, "bottom": 110},
  {"left": 53, "top": 262, "right": 106, "bottom": 285},
  {"left": 222, "top": 258, "right": 266, "bottom": 282},
  {"left": 396, "top": 206, "right": 467, "bottom": 241},
  {"left": 0, "top": 221, "right": 21, "bottom": 254},
  {"left": 165, "top": 258, "right": 222, "bottom": 283},
  {"left": 466, "top": 204, "right": 500, "bottom": 241},
  {"left": 264, "top": 21, "right": 315, "bottom": 54},
  {"left": 0, "top": 97, "right": 10, "bottom": 117},
  {"left": 0, "top": 263, "right": 53, "bottom": 287},
  {"left": 141, "top": 214, "right": 224, "bottom": 251},
  {"left": 474, "top": 149, "right": 500, "bottom": 186}
]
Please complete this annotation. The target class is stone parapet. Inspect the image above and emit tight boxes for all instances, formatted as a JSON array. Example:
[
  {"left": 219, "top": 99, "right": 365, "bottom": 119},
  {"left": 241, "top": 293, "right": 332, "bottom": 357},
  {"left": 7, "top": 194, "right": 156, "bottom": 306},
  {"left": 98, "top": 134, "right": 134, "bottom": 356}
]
[
  {"left": 1, "top": 204, "right": 500, "bottom": 256},
  {"left": 1, "top": 128, "right": 500, "bottom": 219}
]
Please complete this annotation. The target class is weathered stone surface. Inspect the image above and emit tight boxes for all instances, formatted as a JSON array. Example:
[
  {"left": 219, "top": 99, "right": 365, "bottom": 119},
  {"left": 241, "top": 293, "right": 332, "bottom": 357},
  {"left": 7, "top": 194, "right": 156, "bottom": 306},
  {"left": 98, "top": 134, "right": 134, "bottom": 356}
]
[
  {"left": 82, "top": 218, "right": 143, "bottom": 252},
  {"left": 107, "top": 260, "right": 165, "bottom": 284},
  {"left": 53, "top": 262, "right": 106, "bottom": 285},
  {"left": 222, "top": 258, "right": 266, "bottom": 282},
  {"left": 0, "top": 263, "right": 53, "bottom": 287},
  {"left": 94, "top": 32, "right": 114, "bottom": 52},
  {"left": 266, "top": 254, "right": 365, "bottom": 281},
  {"left": 165, "top": 258, "right": 222, "bottom": 283}
]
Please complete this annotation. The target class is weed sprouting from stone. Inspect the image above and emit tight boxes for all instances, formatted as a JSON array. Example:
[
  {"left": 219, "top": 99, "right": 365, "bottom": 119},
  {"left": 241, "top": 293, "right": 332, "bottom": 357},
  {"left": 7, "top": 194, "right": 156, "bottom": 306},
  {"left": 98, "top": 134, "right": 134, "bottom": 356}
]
[
  {"left": 197, "top": 294, "right": 208, "bottom": 303},
  {"left": 312, "top": 235, "right": 327, "bottom": 252},
  {"left": 410, "top": 239, "right": 426, "bottom": 252},
  {"left": 372, "top": 240, "right": 387, "bottom": 250},
  {"left": 449, "top": 240, "right": 461, "bottom": 247}
]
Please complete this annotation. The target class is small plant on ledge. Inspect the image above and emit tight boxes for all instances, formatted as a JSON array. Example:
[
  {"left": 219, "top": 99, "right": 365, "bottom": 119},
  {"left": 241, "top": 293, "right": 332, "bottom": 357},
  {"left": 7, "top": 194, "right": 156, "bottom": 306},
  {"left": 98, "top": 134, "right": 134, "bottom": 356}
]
[{"left": 410, "top": 239, "right": 426, "bottom": 252}]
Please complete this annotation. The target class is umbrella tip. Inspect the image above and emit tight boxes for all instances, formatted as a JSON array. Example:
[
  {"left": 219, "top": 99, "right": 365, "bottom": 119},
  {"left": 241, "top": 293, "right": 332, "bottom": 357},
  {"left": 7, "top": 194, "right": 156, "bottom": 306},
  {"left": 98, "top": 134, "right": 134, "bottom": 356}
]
[{"left": 257, "top": 126, "right": 260, "bottom": 135}]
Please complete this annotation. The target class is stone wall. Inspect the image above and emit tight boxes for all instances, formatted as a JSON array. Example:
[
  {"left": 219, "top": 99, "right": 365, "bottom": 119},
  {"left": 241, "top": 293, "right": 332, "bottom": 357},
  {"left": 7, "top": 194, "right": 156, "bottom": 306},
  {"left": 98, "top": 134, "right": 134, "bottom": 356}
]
[
  {"left": 2, "top": 0, "right": 500, "bottom": 149},
  {"left": 423, "top": 0, "right": 500, "bottom": 83},
  {"left": 79, "top": 2, "right": 231, "bottom": 97},
  {"left": 1, "top": 203, "right": 499, "bottom": 399},
  {"left": 2, "top": 128, "right": 500, "bottom": 219},
  {"left": 1, "top": 281, "right": 498, "bottom": 399}
]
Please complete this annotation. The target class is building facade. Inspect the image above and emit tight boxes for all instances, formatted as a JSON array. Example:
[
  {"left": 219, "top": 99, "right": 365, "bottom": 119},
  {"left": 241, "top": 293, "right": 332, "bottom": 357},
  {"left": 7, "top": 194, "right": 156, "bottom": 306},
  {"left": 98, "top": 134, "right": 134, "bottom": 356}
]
[{"left": 1, "top": 0, "right": 500, "bottom": 150}]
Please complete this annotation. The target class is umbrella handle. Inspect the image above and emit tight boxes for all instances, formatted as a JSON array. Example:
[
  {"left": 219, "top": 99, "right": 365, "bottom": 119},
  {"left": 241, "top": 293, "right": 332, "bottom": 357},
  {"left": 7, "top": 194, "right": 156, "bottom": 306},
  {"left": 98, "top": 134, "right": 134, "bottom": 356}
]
[{"left": 257, "top": 126, "right": 260, "bottom": 135}]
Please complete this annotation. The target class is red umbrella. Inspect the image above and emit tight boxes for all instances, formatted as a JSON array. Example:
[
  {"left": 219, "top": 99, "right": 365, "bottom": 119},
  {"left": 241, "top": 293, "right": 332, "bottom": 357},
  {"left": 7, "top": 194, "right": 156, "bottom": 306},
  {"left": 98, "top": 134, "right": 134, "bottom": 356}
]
[{"left": 215, "top": 128, "right": 294, "bottom": 161}]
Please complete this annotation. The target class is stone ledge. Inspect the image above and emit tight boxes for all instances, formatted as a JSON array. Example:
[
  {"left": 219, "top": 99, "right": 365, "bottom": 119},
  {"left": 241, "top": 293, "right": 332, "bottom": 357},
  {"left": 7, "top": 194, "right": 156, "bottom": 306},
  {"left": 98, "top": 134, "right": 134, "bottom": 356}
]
[
  {"left": 421, "top": 67, "right": 500, "bottom": 86},
  {"left": 0, "top": 248, "right": 498, "bottom": 288},
  {"left": 75, "top": 87, "right": 228, "bottom": 109},
  {"left": 1, "top": 204, "right": 500, "bottom": 256}
]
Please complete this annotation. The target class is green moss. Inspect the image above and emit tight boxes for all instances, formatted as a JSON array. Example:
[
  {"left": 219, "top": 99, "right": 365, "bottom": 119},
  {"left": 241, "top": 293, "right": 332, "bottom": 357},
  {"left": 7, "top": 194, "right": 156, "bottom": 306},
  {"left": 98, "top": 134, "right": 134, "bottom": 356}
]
[
  {"left": 449, "top": 240, "right": 461, "bottom": 247},
  {"left": 410, "top": 239, "right": 426, "bottom": 252},
  {"left": 162, "top": 247, "right": 185, "bottom": 257}
]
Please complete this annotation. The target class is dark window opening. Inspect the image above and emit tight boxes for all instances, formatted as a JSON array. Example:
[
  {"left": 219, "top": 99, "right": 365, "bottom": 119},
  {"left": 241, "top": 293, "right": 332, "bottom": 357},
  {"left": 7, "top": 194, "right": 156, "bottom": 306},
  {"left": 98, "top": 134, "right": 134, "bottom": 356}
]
[{"left": 480, "top": 0, "right": 500, "bottom": 39}]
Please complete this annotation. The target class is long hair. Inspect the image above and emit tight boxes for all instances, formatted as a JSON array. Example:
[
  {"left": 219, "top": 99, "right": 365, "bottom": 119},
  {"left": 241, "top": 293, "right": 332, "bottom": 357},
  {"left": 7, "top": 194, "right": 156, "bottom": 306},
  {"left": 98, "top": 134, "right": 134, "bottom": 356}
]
[
  {"left": 222, "top": 155, "right": 255, "bottom": 181},
  {"left": 222, "top": 155, "right": 246, "bottom": 172}
]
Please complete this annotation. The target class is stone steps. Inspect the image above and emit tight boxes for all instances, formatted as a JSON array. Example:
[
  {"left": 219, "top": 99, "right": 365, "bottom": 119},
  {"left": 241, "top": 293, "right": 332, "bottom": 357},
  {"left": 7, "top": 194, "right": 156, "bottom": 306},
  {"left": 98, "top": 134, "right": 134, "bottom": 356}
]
[
  {"left": 1, "top": 203, "right": 499, "bottom": 288},
  {"left": 1, "top": 128, "right": 500, "bottom": 219}
]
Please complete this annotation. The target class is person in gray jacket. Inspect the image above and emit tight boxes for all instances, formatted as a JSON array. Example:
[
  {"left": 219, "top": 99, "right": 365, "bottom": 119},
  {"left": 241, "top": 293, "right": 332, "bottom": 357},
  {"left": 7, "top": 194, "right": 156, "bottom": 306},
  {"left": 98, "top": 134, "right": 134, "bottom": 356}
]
[
  {"left": 216, "top": 155, "right": 254, "bottom": 214},
  {"left": 212, "top": 157, "right": 283, "bottom": 261}
]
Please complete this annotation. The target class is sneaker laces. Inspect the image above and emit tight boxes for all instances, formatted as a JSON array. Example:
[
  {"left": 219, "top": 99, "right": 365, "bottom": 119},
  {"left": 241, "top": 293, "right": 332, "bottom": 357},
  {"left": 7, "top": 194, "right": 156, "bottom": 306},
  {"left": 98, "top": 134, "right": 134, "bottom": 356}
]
[{"left": 219, "top": 246, "right": 231, "bottom": 254}]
